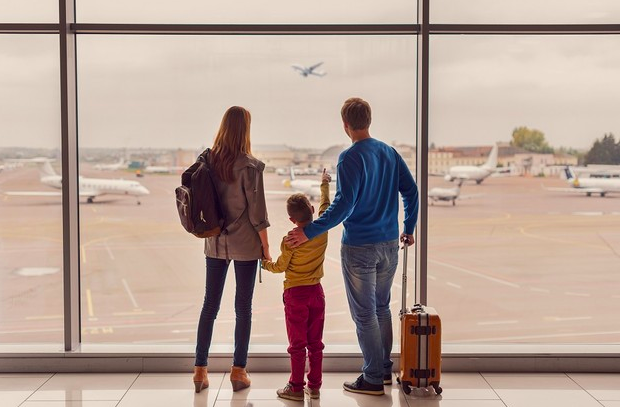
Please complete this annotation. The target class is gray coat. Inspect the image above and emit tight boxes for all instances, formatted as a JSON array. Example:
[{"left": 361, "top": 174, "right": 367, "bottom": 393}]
[{"left": 204, "top": 154, "right": 270, "bottom": 261}]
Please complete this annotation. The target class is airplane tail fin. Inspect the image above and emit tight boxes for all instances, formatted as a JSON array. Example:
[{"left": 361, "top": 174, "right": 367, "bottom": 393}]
[
  {"left": 289, "top": 166, "right": 296, "bottom": 181},
  {"left": 564, "top": 166, "right": 577, "bottom": 181},
  {"left": 482, "top": 143, "right": 498, "bottom": 169},
  {"left": 39, "top": 160, "right": 57, "bottom": 178}
]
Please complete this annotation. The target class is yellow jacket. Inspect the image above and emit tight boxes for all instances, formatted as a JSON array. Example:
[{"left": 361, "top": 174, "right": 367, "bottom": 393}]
[{"left": 262, "top": 182, "right": 330, "bottom": 290}]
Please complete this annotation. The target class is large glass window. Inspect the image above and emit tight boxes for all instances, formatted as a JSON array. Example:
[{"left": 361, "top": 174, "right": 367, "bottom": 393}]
[
  {"left": 431, "top": 0, "right": 620, "bottom": 24},
  {"left": 76, "top": 35, "right": 416, "bottom": 344},
  {"left": 428, "top": 35, "right": 620, "bottom": 343},
  {"left": 77, "top": 0, "right": 416, "bottom": 24},
  {"left": 0, "top": 35, "right": 62, "bottom": 344},
  {"left": 0, "top": 2, "right": 58, "bottom": 23}
]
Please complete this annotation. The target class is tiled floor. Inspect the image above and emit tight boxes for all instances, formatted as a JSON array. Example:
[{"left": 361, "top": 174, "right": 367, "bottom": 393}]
[{"left": 1, "top": 371, "right": 620, "bottom": 407}]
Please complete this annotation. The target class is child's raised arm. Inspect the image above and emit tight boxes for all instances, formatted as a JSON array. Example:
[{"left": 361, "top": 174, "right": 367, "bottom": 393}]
[{"left": 318, "top": 168, "right": 331, "bottom": 216}]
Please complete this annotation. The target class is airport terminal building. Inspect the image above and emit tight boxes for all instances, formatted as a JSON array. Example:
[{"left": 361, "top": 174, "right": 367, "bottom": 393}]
[{"left": 1, "top": 2, "right": 620, "bottom": 406}]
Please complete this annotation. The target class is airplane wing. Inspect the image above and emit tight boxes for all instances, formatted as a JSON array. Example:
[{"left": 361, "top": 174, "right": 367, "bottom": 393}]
[
  {"left": 457, "top": 193, "right": 485, "bottom": 200},
  {"left": 309, "top": 62, "right": 323, "bottom": 70},
  {"left": 79, "top": 191, "right": 101, "bottom": 197},
  {"left": 4, "top": 190, "right": 101, "bottom": 197},
  {"left": 4, "top": 191, "right": 61, "bottom": 196},
  {"left": 543, "top": 186, "right": 606, "bottom": 194}
]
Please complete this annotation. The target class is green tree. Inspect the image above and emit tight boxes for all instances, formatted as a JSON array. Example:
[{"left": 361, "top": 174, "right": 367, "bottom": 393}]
[
  {"left": 584, "top": 133, "right": 620, "bottom": 165},
  {"left": 510, "top": 126, "right": 554, "bottom": 154}
]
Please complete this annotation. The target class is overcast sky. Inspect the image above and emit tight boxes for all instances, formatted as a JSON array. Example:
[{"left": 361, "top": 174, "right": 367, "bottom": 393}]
[{"left": 2, "top": 3, "right": 620, "bottom": 151}]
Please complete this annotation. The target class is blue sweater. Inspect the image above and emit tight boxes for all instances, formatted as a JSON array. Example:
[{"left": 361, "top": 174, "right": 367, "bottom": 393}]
[{"left": 304, "top": 138, "right": 419, "bottom": 245}]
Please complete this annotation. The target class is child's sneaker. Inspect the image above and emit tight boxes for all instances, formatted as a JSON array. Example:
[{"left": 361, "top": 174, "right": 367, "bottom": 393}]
[
  {"left": 305, "top": 386, "right": 320, "bottom": 399},
  {"left": 277, "top": 383, "right": 304, "bottom": 401}
]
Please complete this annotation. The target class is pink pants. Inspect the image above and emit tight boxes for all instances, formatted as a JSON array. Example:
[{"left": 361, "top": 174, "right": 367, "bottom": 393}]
[{"left": 283, "top": 283, "right": 325, "bottom": 391}]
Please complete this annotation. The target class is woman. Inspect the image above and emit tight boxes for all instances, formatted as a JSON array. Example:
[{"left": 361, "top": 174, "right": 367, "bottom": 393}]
[{"left": 193, "top": 106, "right": 271, "bottom": 393}]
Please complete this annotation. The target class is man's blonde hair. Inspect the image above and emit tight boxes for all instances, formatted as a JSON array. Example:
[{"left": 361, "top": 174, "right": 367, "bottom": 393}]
[
  {"left": 341, "top": 97, "right": 371, "bottom": 130},
  {"left": 287, "top": 193, "right": 313, "bottom": 223}
]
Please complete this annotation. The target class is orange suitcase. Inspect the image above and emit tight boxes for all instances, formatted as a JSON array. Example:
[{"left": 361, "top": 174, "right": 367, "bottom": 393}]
[{"left": 397, "top": 245, "right": 442, "bottom": 395}]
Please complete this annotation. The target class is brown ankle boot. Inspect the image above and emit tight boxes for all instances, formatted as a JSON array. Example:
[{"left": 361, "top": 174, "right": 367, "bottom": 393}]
[
  {"left": 193, "top": 366, "right": 209, "bottom": 393},
  {"left": 230, "top": 365, "right": 251, "bottom": 391}
]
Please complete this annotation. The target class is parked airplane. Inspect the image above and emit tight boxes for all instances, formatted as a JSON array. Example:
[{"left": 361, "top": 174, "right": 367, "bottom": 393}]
[
  {"left": 143, "top": 165, "right": 184, "bottom": 174},
  {"left": 546, "top": 167, "right": 620, "bottom": 197},
  {"left": 291, "top": 62, "right": 326, "bottom": 77},
  {"left": 443, "top": 143, "right": 499, "bottom": 184},
  {"left": 428, "top": 181, "right": 463, "bottom": 206},
  {"left": 268, "top": 167, "right": 335, "bottom": 200},
  {"left": 94, "top": 158, "right": 127, "bottom": 171},
  {"left": 4, "top": 161, "right": 150, "bottom": 204}
]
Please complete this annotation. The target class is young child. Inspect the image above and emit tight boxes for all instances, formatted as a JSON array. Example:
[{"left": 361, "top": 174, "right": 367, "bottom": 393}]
[{"left": 262, "top": 169, "right": 331, "bottom": 401}]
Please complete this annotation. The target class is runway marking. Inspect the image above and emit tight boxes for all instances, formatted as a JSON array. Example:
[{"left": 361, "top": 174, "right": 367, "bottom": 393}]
[
  {"left": 85, "top": 289, "right": 97, "bottom": 321},
  {"left": 428, "top": 275, "right": 437, "bottom": 281},
  {"left": 249, "top": 333, "right": 275, "bottom": 338},
  {"left": 104, "top": 240, "right": 115, "bottom": 260},
  {"left": 573, "top": 211, "right": 603, "bottom": 216},
  {"left": 545, "top": 316, "right": 592, "bottom": 322},
  {"left": 477, "top": 320, "right": 518, "bottom": 326},
  {"left": 172, "top": 329, "right": 196, "bottom": 334},
  {"left": 453, "top": 329, "right": 620, "bottom": 343},
  {"left": 325, "top": 255, "right": 341, "bottom": 265},
  {"left": 80, "top": 245, "right": 87, "bottom": 264},
  {"left": 518, "top": 225, "right": 608, "bottom": 251},
  {"left": 133, "top": 338, "right": 190, "bottom": 344},
  {"left": 446, "top": 282, "right": 462, "bottom": 289},
  {"left": 325, "top": 311, "right": 347, "bottom": 317},
  {"left": 564, "top": 291, "right": 591, "bottom": 297},
  {"left": 113, "top": 311, "right": 155, "bottom": 316},
  {"left": 214, "top": 319, "right": 234, "bottom": 324},
  {"left": 429, "top": 259, "right": 520, "bottom": 289},
  {"left": 122, "top": 278, "right": 140, "bottom": 310},
  {"left": 91, "top": 207, "right": 98, "bottom": 213},
  {"left": 25, "top": 314, "right": 63, "bottom": 321},
  {"left": 530, "top": 287, "right": 551, "bottom": 293}
]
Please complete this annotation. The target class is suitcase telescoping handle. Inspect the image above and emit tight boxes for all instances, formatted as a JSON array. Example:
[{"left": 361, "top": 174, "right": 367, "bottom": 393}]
[{"left": 400, "top": 238, "right": 410, "bottom": 317}]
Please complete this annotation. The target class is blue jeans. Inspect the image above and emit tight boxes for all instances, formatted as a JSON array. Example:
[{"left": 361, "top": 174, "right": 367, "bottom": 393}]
[
  {"left": 195, "top": 257, "right": 258, "bottom": 367},
  {"left": 341, "top": 240, "right": 399, "bottom": 385}
]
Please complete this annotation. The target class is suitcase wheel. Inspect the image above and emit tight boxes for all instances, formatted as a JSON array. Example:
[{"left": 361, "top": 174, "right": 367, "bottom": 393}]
[
  {"left": 401, "top": 381, "right": 412, "bottom": 395},
  {"left": 432, "top": 382, "right": 443, "bottom": 395}
]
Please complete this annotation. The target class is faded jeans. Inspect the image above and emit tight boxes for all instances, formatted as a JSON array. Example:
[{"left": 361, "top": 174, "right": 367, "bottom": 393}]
[
  {"left": 341, "top": 240, "right": 399, "bottom": 386},
  {"left": 195, "top": 257, "right": 258, "bottom": 367}
]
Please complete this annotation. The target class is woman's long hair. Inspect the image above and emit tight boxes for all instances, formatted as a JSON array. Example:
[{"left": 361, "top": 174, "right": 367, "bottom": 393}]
[{"left": 211, "top": 106, "right": 252, "bottom": 183}]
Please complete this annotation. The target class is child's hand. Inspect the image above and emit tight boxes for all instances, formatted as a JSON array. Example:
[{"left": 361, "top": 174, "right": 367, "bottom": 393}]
[
  {"left": 321, "top": 168, "right": 331, "bottom": 183},
  {"left": 262, "top": 246, "right": 272, "bottom": 262}
]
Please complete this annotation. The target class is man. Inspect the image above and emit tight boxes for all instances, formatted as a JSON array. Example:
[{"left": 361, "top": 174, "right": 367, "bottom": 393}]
[{"left": 286, "top": 97, "right": 419, "bottom": 396}]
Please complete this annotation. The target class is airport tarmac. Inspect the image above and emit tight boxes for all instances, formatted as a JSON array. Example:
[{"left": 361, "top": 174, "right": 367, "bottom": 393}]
[{"left": 1, "top": 166, "right": 619, "bottom": 347}]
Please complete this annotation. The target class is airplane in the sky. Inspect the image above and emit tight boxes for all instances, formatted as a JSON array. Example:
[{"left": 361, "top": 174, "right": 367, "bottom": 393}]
[
  {"left": 442, "top": 143, "right": 499, "bottom": 184},
  {"left": 4, "top": 161, "right": 150, "bottom": 204},
  {"left": 291, "top": 62, "right": 326, "bottom": 77},
  {"left": 94, "top": 158, "right": 128, "bottom": 171},
  {"left": 545, "top": 166, "right": 620, "bottom": 197}
]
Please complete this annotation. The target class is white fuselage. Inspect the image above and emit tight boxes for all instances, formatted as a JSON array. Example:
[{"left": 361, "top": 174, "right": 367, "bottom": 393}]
[
  {"left": 569, "top": 177, "right": 620, "bottom": 194},
  {"left": 41, "top": 175, "right": 150, "bottom": 198},
  {"left": 447, "top": 166, "right": 493, "bottom": 183}
]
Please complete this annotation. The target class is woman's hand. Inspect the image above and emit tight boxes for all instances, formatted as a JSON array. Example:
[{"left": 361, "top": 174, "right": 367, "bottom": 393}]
[{"left": 262, "top": 245, "right": 272, "bottom": 262}]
